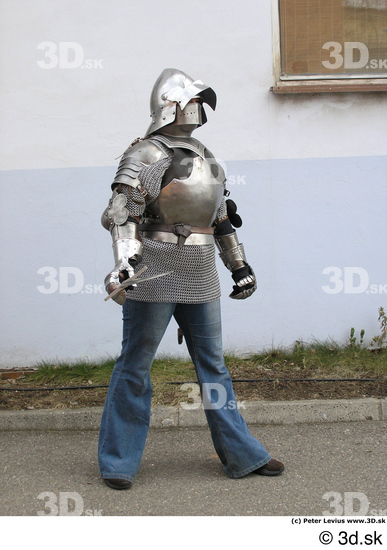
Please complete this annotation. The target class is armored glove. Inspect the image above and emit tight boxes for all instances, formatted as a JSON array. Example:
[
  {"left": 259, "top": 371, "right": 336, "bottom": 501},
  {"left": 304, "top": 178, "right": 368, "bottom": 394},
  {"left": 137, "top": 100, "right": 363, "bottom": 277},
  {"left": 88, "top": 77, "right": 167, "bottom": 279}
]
[
  {"left": 230, "top": 265, "right": 257, "bottom": 300},
  {"left": 104, "top": 257, "right": 137, "bottom": 306},
  {"left": 101, "top": 189, "right": 144, "bottom": 305},
  {"left": 104, "top": 222, "right": 143, "bottom": 305},
  {"left": 214, "top": 231, "right": 257, "bottom": 300}
]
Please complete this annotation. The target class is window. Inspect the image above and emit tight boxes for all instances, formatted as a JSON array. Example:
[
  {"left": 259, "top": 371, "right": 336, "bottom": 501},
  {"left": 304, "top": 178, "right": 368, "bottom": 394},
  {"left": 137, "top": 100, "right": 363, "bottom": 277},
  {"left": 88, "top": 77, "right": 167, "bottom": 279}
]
[{"left": 272, "top": 0, "right": 387, "bottom": 93}]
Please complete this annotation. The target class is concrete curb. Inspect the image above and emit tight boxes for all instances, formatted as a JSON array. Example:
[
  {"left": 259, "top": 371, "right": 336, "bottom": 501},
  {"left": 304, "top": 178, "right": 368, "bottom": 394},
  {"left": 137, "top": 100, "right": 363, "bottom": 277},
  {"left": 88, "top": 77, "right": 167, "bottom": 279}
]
[{"left": 0, "top": 397, "right": 386, "bottom": 431}]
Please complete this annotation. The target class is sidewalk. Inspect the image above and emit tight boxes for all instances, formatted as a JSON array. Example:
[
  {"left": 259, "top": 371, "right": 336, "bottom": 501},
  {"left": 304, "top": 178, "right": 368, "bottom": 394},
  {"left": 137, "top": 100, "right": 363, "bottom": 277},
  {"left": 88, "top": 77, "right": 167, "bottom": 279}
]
[
  {"left": 0, "top": 396, "right": 386, "bottom": 431},
  {"left": 1, "top": 398, "right": 386, "bottom": 516},
  {"left": 1, "top": 420, "right": 386, "bottom": 515}
]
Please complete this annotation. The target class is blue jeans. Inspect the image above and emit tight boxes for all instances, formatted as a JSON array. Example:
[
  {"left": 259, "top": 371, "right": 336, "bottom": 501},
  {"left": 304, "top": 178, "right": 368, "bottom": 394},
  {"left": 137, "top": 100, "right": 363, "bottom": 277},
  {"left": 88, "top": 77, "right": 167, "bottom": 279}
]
[{"left": 98, "top": 299, "right": 271, "bottom": 481}]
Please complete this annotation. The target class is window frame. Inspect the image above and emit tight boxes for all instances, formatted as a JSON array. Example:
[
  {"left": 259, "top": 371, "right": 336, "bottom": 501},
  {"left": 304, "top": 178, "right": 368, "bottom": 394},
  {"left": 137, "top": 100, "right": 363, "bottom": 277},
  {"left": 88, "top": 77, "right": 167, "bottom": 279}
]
[{"left": 271, "top": 0, "right": 387, "bottom": 94}]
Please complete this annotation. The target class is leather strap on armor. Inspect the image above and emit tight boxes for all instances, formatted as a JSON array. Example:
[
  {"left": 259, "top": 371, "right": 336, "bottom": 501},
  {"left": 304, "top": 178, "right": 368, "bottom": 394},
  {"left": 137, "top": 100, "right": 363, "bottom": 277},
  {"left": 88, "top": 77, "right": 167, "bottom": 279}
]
[{"left": 139, "top": 222, "right": 214, "bottom": 247}]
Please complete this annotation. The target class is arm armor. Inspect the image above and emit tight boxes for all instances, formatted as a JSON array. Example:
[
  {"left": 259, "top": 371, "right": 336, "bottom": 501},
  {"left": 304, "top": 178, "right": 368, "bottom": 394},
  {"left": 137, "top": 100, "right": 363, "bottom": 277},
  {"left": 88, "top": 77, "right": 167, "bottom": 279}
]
[
  {"left": 101, "top": 138, "right": 171, "bottom": 304},
  {"left": 214, "top": 232, "right": 247, "bottom": 272},
  {"left": 215, "top": 230, "right": 256, "bottom": 300},
  {"left": 101, "top": 189, "right": 143, "bottom": 264},
  {"left": 103, "top": 218, "right": 143, "bottom": 305},
  {"left": 111, "top": 220, "right": 143, "bottom": 266},
  {"left": 101, "top": 189, "right": 143, "bottom": 305}
]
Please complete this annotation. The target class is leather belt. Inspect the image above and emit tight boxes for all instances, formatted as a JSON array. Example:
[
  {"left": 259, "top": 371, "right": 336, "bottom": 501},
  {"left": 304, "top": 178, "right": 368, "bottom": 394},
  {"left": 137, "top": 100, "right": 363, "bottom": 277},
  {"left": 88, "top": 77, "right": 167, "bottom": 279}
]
[{"left": 139, "top": 223, "right": 215, "bottom": 247}]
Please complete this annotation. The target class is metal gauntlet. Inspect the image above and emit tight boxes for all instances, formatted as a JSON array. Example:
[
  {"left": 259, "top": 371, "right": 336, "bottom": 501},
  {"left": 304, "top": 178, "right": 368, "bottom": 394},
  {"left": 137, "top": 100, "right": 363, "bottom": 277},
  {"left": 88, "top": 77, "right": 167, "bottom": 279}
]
[
  {"left": 215, "top": 232, "right": 247, "bottom": 272},
  {"left": 104, "top": 221, "right": 143, "bottom": 305},
  {"left": 215, "top": 232, "right": 256, "bottom": 300},
  {"left": 102, "top": 191, "right": 143, "bottom": 305},
  {"left": 111, "top": 221, "right": 143, "bottom": 270}
]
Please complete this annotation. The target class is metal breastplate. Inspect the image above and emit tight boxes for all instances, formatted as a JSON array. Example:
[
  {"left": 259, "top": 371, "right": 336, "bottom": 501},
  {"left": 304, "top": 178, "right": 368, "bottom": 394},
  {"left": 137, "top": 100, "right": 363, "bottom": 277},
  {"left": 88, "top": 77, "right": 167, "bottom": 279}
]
[{"left": 145, "top": 154, "right": 225, "bottom": 227}]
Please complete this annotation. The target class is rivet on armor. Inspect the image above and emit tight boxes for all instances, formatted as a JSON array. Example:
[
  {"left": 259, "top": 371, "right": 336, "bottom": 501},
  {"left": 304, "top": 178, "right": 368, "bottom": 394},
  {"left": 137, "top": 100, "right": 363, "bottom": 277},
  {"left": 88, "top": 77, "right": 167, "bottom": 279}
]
[{"left": 162, "top": 117, "right": 166, "bottom": 120}]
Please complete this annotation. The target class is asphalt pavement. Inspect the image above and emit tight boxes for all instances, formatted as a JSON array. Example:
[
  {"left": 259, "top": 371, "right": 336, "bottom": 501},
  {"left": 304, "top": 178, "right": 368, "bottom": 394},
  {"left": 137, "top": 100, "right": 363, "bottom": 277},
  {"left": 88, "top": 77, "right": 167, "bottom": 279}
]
[{"left": 1, "top": 420, "right": 386, "bottom": 516}]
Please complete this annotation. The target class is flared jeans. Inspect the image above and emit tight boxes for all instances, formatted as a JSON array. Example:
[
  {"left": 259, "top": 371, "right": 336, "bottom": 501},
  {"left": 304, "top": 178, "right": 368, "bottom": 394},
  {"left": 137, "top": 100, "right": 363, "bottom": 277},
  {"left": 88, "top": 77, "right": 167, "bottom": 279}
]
[{"left": 98, "top": 299, "right": 271, "bottom": 482}]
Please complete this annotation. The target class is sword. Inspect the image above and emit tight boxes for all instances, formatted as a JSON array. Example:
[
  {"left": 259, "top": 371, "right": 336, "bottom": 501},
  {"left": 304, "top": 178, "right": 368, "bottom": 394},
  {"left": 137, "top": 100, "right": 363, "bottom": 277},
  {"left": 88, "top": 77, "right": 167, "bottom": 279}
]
[{"left": 104, "top": 266, "right": 173, "bottom": 302}]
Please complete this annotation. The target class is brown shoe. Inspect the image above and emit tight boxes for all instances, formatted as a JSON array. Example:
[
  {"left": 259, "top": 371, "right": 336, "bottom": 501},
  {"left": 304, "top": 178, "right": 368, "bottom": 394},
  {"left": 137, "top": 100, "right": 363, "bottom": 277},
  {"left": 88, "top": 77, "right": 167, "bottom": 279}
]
[
  {"left": 103, "top": 478, "right": 132, "bottom": 490},
  {"left": 253, "top": 458, "right": 284, "bottom": 476}
]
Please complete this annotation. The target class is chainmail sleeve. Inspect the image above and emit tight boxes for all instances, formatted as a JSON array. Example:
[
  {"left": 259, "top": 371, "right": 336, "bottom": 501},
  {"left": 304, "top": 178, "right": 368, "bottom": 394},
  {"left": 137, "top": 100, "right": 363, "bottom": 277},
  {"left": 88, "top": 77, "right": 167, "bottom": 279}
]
[
  {"left": 138, "top": 144, "right": 173, "bottom": 202},
  {"left": 215, "top": 197, "right": 228, "bottom": 224}
]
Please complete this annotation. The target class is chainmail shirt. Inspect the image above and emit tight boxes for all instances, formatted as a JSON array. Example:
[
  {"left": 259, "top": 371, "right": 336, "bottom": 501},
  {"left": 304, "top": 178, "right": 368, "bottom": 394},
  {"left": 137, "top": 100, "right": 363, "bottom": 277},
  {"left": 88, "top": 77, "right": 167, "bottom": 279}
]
[{"left": 115, "top": 138, "right": 226, "bottom": 303}]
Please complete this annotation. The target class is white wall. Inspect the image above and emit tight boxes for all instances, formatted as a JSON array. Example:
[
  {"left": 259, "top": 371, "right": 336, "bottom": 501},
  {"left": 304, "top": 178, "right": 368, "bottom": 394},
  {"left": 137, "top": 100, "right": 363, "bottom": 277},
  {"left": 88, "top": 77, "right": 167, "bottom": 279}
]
[{"left": 0, "top": 0, "right": 386, "bottom": 367}]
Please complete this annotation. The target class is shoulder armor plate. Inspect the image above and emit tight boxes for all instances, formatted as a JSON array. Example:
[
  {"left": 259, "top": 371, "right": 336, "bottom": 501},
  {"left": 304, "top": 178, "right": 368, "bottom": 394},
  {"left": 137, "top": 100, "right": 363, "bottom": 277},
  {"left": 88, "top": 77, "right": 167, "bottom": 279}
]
[
  {"left": 149, "top": 134, "right": 206, "bottom": 159},
  {"left": 111, "top": 139, "right": 169, "bottom": 190}
]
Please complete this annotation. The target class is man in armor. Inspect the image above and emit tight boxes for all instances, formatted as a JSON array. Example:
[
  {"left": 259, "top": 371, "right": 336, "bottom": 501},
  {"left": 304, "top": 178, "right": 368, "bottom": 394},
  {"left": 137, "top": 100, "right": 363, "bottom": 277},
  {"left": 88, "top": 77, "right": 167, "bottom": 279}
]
[{"left": 98, "top": 69, "right": 284, "bottom": 490}]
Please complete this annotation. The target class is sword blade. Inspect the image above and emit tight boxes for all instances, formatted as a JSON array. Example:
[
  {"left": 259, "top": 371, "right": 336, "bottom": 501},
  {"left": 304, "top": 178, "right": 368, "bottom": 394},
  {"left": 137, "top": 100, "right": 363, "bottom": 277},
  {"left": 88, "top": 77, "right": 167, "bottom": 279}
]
[{"left": 104, "top": 268, "right": 173, "bottom": 302}]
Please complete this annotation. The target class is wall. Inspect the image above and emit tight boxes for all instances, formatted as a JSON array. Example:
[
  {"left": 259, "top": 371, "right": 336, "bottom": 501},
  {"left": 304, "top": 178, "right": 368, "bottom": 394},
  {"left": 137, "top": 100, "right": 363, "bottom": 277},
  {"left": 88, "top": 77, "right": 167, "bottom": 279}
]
[{"left": 0, "top": 0, "right": 386, "bottom": 367}]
